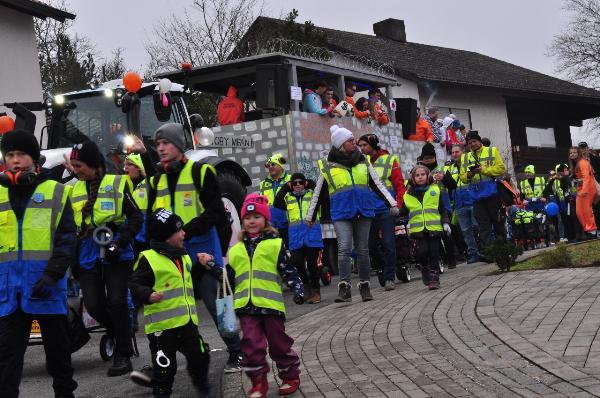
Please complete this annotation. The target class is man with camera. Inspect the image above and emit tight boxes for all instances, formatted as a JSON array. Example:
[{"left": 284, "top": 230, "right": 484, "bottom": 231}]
[{"left": 459, "top": 130, "right": 507, "bottom": 247}]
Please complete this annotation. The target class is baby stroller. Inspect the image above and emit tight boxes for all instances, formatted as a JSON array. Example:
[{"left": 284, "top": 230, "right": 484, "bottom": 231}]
[{"left": 371, "top": 217, "right": 414, "bottom": 286}]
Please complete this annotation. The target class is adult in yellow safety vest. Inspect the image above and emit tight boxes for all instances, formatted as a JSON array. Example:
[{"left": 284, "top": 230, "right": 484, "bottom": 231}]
[
  {"left": 259, "top": 153, "right": 291, "bottom": 243},
  {"left": 459, "top": 130, "right": 507, "bottom": 246},
  {"left": 399, "top": 164, "right": 451, "bottom": 290},
  {"left": 274, "top": 172, "right": 323, "bottom": 303},
  {"left": 0, "top": 130, "right": 78, "bottom": 398},
  {"left": 67, "top": 140, "right": 143, "bottom": 377},
  {"left": 142, "top": 123, "right": 242, "bottom": 372},
  {"left": 129, "top": 208, "right": 210, "bottom": 397},
  {"left": 306, "top": 125, "right": 398, "bottom": 303},
  {"left": 358, "top": 133, "right": 406, "bottom": 290},
  {"left": 519, "top": 164, "right": 546, "bottom": 211}
]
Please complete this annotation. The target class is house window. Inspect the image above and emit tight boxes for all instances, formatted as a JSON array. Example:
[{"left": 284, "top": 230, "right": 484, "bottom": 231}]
[
  {"left": 432, "top": 106, "right": 472, "bottom": 129},
  {"left": 525, "top": 126, "right": 556, "bottom": 148}
]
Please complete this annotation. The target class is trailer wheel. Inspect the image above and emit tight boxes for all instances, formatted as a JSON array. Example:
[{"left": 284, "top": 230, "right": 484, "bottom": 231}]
[
  {"left": 396, "top": 266, "right": 411, "bottom": 283},
  {"left": 100, "top": 334, "right": 115, "bottom": 362}
]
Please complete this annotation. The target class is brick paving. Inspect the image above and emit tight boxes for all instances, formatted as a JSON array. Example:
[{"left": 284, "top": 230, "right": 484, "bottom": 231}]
[{"left": 225, "top": 259, "right": 600, "bottom": 397}]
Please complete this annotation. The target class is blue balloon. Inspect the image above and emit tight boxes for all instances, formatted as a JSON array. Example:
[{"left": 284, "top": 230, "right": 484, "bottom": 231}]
[{"left": 545, "top": 202, "right": 559, "bottom": 216}]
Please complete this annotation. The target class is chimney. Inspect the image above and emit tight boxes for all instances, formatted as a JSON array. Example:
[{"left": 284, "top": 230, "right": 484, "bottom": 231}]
[{"left": 373, "top": 19, "right": 406, "bottom": 43}]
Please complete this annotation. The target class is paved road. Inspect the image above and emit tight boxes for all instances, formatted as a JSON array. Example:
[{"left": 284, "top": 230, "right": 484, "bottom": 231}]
[{"left": 22, "top": 250, "right": 600, "bottom": 398}]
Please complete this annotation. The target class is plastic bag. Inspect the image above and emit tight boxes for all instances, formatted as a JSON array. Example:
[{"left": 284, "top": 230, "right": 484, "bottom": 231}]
[{"left": 216, "top": 270, "right": 239, "bottom": 338}]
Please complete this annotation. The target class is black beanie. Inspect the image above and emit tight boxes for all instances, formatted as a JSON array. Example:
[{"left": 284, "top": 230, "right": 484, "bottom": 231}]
[
  {"left": 70, "top": 140, "right": 105, "bottom": 170},
  {"left": 148, "top": 208, "right": 184, "bottom": 242},
  {"left": 1, "top": 130, "right": 40, "bottom": 162},
  {"left": 466, "top": 130, "right": 482, "bottom": 142},
  {"left": 420, "top": 142, "right": 436, "bottom": 159},
  {"left": 290, "top": 172, "right": 306, "bottom": 181}
]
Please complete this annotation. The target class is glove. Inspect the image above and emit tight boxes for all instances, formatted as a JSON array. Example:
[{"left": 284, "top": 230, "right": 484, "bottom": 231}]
[
  {"left": 443, "top": 223, "right": 452, "bottom": 236},
  {"left": 389, "top": 206, "right": 400, "bottom": 217},
  {"left": 293, "top": 294, "right": 304, "bottom": 305},
  {"left": 105, "top": 243, "right": 120, "bottom": 263},
  {"left": 31, "top": 275, "right": 56, "bottom": 299}
]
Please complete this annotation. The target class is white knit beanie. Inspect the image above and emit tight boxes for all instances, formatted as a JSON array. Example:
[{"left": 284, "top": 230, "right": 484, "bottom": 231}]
[{"left": 330, "top": 125, "right": 354, "bottom": 149}]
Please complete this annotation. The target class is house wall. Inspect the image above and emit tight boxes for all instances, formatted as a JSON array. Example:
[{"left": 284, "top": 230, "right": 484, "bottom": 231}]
[
  {"left": 0, "top": 6, "right": 45, "bottom": 137},
  {"left": 391, "top": 78, "right": 420, "bottom": 105},
  {"left": 419, "top": 85, "right": 514, "bottom": 174}
]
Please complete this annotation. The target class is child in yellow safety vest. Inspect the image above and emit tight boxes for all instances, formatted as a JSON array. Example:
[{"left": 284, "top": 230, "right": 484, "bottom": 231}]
[
  {"left": 198, "top": 193, "right": 305, "bottom": 398},
  {"left": 399, "top": 165, "right": 451, "bottom": 290},
  {"left": 129, "top": 208, "right": 210, "bottom": 398}
]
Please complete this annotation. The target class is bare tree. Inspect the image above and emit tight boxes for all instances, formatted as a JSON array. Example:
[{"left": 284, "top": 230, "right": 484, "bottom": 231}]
[
  {"left": 550, "top": 0, "right": 600, "bottom": 89},
  {"left": 100, "top": 48, "right": 128, "bottom": 81},
  {"left": 144, "top": 0, "right": 263, "bottom": 76}
]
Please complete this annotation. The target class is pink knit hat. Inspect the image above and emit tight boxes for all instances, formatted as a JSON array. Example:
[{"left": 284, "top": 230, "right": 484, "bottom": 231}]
[{"left": 241, "top": 193, "right": 271, "bottom": 221}]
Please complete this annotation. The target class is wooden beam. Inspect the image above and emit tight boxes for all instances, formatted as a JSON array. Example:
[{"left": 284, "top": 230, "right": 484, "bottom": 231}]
[{"left": 289, "top": 64, "right": 299, "bottom": 112}]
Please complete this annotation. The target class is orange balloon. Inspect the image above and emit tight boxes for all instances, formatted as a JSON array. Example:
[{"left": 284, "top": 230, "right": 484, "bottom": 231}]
[
  {"left": 0, "top": 116, "right": 15, "bottom": 134},
  {"left": 123, "top": 71, "right": 143, "bottom": 93}
]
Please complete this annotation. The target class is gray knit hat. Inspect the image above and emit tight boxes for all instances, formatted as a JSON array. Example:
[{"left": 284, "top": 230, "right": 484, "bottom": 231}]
[{"left": 154, "top": 123, "right": 186, "bottom": 153}]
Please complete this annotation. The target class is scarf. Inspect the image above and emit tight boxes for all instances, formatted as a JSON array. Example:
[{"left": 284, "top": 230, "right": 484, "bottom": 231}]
[
  {"left": 328, "top": 146, "right": 363, "bottom": 168},
  {"left": 149, "top": 239, "right": 187, "bottom": 259}
]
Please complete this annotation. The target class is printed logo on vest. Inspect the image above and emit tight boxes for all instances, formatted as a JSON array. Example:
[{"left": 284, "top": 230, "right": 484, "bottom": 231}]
[
  {"left": 138, "top": 190, "right": 145, "bottom": 198},
  {"left": 430, "top": 190, "right": 436, "bottom": 196},
  {"left": 101, "top": 201, "right": 114, "bottom": 211},
  {"left": 183, "top": 192, "right": 193, "bottom": 207},
  {"left": 105, "top": 185, "right": 112, "bottom": 192},
  {"left": 32, "top": 193, "right": 44, "bottom": 203}
]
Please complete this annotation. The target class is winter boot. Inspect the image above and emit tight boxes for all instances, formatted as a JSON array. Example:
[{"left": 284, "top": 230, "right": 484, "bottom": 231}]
[
  {"left": 334, "top": 281, "right": 351, "bottom": 303},
  {"left": 358, "top": 281, "right": 373, "bottom": 302},
  {"left": 307, "top": 286, "right": 321, "bottom": 304},
  {"left": 304, "top": 286, "right": 313, "bottom": 302},
  {"left": 428, "top": 280, "right": 440, "bottom": 290},
  {"left": 249, "top": 373, "right": 269, "bottom": 398},
  {"left": 279, "top": 378, "right": 300, "bottom": 395},
  {"left": 107, "top": 355, "right": 132, "bottom": 377}
]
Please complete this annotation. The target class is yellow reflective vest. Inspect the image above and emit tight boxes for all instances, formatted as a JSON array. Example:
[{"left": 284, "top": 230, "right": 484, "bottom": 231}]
[
  {"left": 229, "top": 238, "right": 285, "bottom": 314},
  {"left": 150, "top": 160, "right": 215, "bottom": 224},
  {"left": 519, "top": 176, "right": 546, "bottom": 199},
  {"left": 403, "top": 185, "right": 443, "bottom": 235},
  {"left": 135, "top": 250, "right": 198, "bottom": 334},
  {"left": 70, "top": 174, "right": 127, "bottom": 228}
]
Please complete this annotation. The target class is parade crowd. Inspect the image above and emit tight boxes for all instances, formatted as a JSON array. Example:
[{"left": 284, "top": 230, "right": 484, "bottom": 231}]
[{"left": 0, "top": 104, "right": 598, "bottom": 398}]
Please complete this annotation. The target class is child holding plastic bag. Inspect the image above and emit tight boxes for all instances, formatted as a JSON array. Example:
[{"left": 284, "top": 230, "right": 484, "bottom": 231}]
[{"left": 197, "top": 193, "right": 304, "bottom": 398}]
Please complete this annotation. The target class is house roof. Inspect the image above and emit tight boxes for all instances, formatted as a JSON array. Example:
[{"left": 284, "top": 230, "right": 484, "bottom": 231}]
[
  {"left": 245, "top": 17, "right": 600, "bottom": 102},
  {"left": 0, "top": 0, "right": 75, "bottom": 22}
]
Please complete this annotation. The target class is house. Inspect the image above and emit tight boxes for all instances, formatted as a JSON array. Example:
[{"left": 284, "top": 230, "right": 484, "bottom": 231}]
[
  {"left": 239, "top": 17, "right": 600, "bottom": 175},
  {"left": 0, "top": 0, "right": 75, "bottom": 136}
]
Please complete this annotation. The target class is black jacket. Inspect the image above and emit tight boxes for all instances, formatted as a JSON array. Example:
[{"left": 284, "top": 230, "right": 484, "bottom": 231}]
[{"left": 8, "top": 171, "right": 77, "bottom": 282}]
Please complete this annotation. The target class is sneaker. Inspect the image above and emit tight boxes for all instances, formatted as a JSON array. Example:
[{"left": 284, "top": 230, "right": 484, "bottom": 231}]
[
  {"left": 428, "top": 280, "right": 440, "bottom": 290},
  {"left": 249, "top": 373, "right": 268, "bottom": 398},
  {"left": 334, "top": 282, "right": 352, "bottom": 303},
  {"left": 358, "top": 281, "right": 373, "bottom": 302},
  {"left": 384, "top": 280, "right": 395, "bottom": 291},
  {"left": 107, "top": 356, "right": 132, "bottom": 377},
  {"left": 279, "top": 378, "right": 300, "bottom": 395},
  {"left": 306, "top": 287, "right": 321, "bottom": 304},
  {"left": 224, "top": 351, "right": 242, "bottom": 373},
  {"left": 129, "top": 365, "right": 153, "bottom": 388}
]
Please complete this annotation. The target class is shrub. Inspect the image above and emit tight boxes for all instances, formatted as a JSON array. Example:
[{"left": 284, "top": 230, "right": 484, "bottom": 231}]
[
  {"left": 483, "top": 238, "right": 524, "bottom": 271},
  {"left": 537, "top": 243, "right": 573, "bottom": 268}
]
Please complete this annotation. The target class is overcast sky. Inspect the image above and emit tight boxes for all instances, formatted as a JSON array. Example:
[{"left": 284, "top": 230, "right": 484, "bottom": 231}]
[{"left": 65, "top": 0, "right": 571, "bottom": 80}]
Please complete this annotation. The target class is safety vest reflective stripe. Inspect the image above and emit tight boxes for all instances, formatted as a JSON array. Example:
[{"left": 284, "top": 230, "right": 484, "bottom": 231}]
[
  {"left": 372, "top": 154, "right": 398, "bottom": 189},
  {"left": 460, "top": 147, "right": 497, "bottom": 182},
  {"left": 151, "top": 161, "right": 212, "bottom": 224},
  {"left": 228, "top": 238, "right": 285, "bottom": 313},
  {"left": 403, "top": 185, "right": 442, "bottom": 234},
  {"left": 259, "top": 174, "right": 290, "bottom": 205},
  {"left": 520, "top": 177, "right": 545, "bottom": 198},
  {"left": 70, "top": 175, "right": 126, "bottom": 228},
  {"left": 144, "top": 305, "right": 197, "bottom": 324}
]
